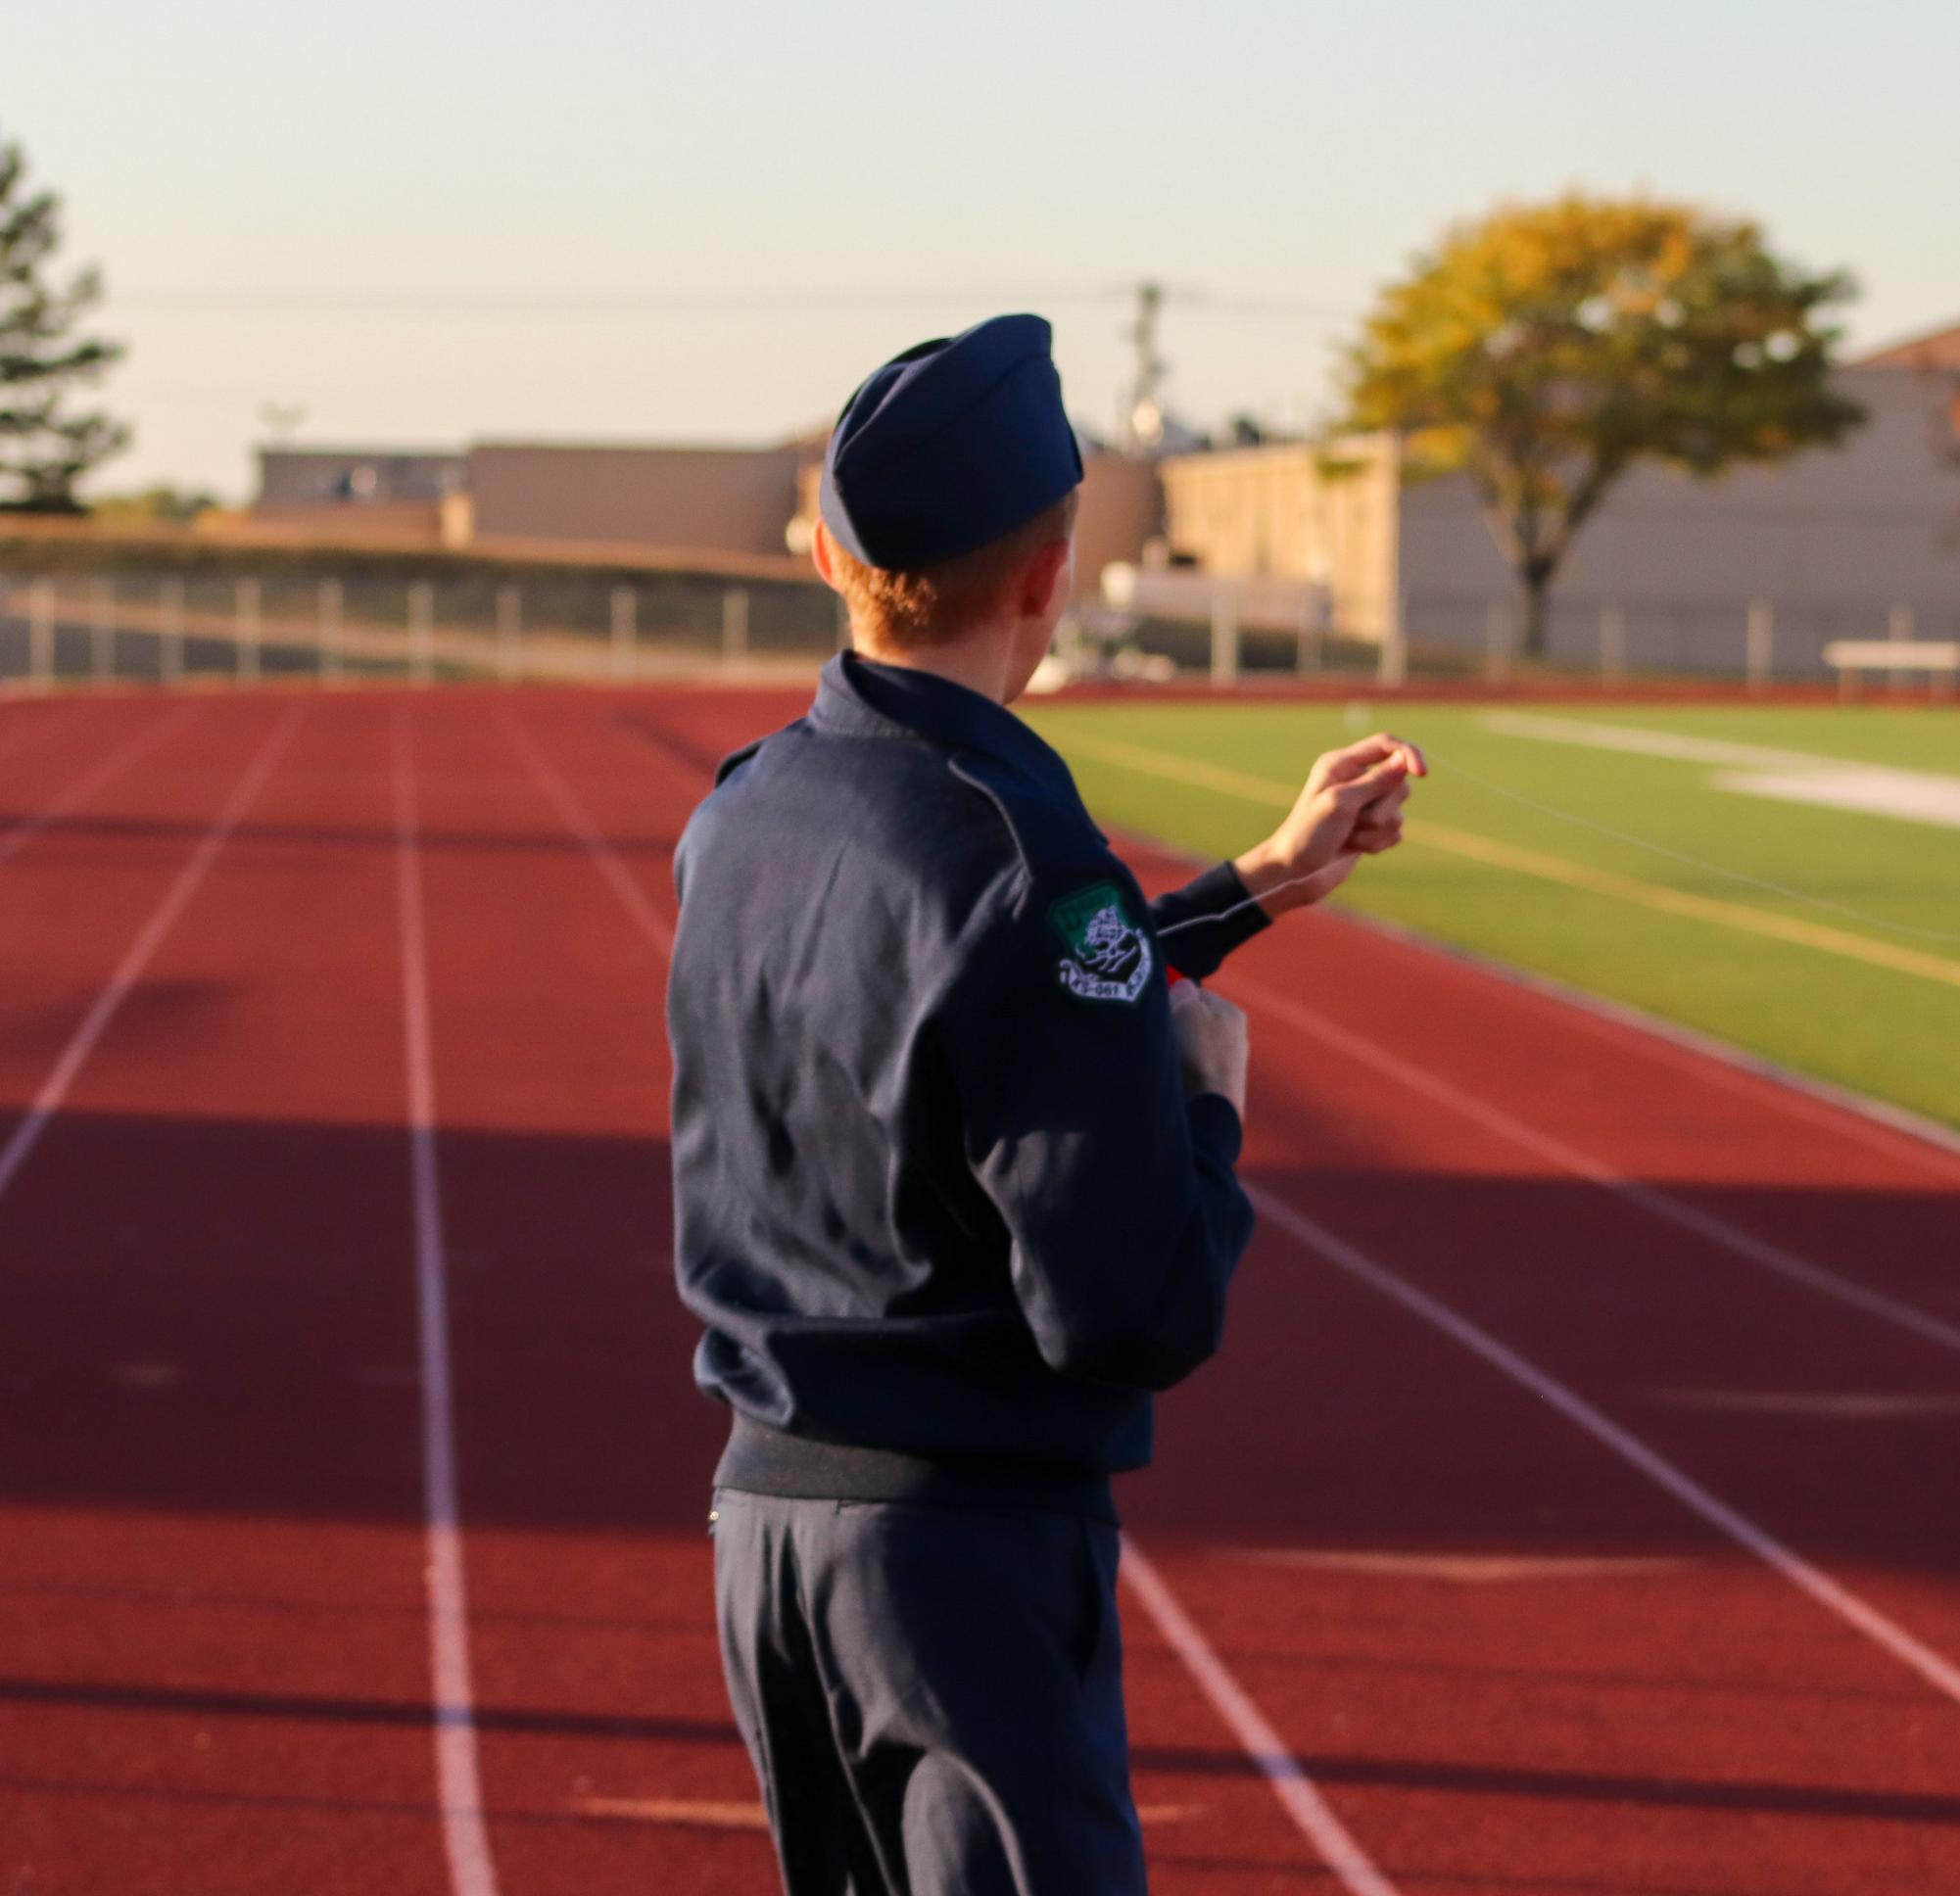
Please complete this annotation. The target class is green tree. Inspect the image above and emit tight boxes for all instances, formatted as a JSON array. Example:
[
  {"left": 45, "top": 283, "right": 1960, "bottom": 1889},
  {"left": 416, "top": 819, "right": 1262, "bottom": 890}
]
[
  {"left": 0, "top": 134, "right": 128, "bottom": 511},
  {"left": 1342, "top": 194, "right": 1865, "bottom": 657}
]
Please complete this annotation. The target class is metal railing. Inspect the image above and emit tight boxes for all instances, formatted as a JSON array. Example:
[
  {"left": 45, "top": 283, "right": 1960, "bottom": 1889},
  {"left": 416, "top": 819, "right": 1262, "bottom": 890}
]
[
  {"left": 0, "top": 570, "right": 847, "bottom": 689},
  {"left": 3, "top": 565, "right": 1955, "bottom": 695}
]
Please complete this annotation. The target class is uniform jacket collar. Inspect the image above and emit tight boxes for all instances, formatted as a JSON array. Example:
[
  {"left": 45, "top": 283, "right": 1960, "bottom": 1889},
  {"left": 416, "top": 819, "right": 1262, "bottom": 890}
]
[{"left": 811, "top": 650, "right": 1078, "bottom": 803}]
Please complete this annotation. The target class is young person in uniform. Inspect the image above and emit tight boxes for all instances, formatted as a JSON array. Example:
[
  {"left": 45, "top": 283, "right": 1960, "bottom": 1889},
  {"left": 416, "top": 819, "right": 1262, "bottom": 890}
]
[{"left": 668, "top": 313, "right": 1422, "bottom": 1894}]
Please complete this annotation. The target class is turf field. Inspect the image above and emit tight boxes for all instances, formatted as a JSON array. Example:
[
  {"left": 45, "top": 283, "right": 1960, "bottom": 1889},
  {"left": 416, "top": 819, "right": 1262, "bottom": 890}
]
[{"left": 1025, "top": 699, "right": 1960, "bottom": 1131}]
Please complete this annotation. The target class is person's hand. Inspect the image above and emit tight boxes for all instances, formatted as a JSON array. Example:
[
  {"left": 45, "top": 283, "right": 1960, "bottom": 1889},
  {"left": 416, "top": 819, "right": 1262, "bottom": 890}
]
[
  {"left": 1170, "top": 980, "right": 1248, "bottom": 1119},
  {"left": 1234, "top": 732, "right": 1426, "bottom": 916}
]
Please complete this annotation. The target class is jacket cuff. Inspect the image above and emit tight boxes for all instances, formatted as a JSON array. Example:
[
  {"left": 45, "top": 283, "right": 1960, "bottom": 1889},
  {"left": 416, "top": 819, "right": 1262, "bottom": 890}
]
[
  {"left": 1149, "top": 860, "right": 1270, "bottom": 980},
  {"left": 1185, "top": 1089, "right": 1244, "bottom": 1166}
]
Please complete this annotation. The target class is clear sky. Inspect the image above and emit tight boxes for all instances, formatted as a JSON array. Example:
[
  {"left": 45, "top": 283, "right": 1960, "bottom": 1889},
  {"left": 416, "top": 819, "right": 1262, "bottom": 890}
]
[{"left": 12, "top": 0, "right": 1958, "bottom": 498}]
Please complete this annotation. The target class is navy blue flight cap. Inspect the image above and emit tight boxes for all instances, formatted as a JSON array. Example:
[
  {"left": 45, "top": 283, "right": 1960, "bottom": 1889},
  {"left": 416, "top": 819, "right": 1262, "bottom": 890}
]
[{"left": 819, "top": 313, "right": 1084, "bottom": 570}]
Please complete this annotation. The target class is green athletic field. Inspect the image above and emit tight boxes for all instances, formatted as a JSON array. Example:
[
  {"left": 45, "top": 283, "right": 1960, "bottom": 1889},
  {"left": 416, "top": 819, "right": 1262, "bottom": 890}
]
[{"left": 1022, "top": 698, "right": 1960, "bottom": 1132}]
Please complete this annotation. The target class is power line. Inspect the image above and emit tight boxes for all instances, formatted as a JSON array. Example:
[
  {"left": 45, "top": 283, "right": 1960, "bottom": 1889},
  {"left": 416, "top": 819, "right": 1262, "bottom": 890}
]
[
  {"left": 108, "top": 282, "right": 1355, "bottom": 320},
  {"left": 111, "top": 286, "right": 1117, "bottom": 314}
]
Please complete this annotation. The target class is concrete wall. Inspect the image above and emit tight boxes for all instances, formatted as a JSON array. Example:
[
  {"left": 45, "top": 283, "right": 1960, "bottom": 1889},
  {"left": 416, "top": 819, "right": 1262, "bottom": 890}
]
[
  {"left": 1397, "top": 366, "right": 1960, "bottom": 672},
  {"left": 1073, "top": 453, "right": 1162, "bottom": 600},
  {"left": 468, "top": 443, "right": 801, "bottom": 557},
  {"left": 1159, "top": 437, "right": 1401, "bottom": 640}
]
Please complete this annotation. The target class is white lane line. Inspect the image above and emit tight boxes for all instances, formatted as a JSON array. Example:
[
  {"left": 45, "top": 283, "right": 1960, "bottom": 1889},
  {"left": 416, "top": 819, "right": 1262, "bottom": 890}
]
[
  {"left": 511, "top": 712, "right": 1398, "bottom": 1894},
  {"left": 390, "top": 711, "right": 502, "bottom": 1896},
  {"left": 0, "top": 708, "right": 300, "bottom": 1207},
  {"left": 1121, "top": 1540, "right": 1401, "bottom": 1896},
  {"left": 499, "top": 708, "right": 674, "bottom": 953},
  {"left": 1249, "top": 1185, "right": 1960, "bottom": 1711},
  {"left": 0, "top": 701, "right": 198, "bottom": 869},
  {"left": 1230, "top": 973, "right": 1960, "bottom": 1359}
]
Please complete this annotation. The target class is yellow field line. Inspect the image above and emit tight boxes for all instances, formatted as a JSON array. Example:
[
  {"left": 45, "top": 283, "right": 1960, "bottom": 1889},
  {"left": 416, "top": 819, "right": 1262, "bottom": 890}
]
[{"left": 1057, "top": 729, "right": 1960, "bottom": 991}]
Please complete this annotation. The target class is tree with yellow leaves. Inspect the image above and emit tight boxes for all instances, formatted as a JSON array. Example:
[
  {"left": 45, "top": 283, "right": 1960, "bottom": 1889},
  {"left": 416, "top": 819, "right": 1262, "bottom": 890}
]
[{"left": 1342, "top": 195, "right": 1864, "bottom": 658}]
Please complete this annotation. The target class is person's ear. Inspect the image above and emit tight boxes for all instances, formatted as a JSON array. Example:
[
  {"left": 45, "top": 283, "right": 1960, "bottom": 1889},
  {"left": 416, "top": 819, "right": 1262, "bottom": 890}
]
[
  {"left": 811, "top": 517, "right": 838, "bottom": 591},
  {"left": 1018, "top": 537, "right": 1073, "bottom": 621}
]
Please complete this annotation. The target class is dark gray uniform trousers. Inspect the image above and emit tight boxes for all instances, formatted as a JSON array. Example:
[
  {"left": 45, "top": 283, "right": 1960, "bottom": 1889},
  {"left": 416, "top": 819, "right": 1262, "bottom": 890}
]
[{"left": 712, "top": 1490, "right": 1148, "bottom": 1895}]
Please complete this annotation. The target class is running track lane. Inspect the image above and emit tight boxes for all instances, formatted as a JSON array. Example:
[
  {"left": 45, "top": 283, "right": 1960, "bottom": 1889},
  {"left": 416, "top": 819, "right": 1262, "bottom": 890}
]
[
  {"left": 6, "top": 686, "right": 1957, "bottom": 1892},
  {"left": 402, "top": 694, "right": 772, "bottom": 1892},
  {"left": 0, "top": 697, "right": 458, "bottom": 1894},
  {"left": 600, "top": 687, "right": 1960, "bottom": 1893}
]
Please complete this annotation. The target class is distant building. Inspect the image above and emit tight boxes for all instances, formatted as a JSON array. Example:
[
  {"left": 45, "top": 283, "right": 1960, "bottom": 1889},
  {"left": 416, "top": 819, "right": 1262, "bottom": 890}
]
[
  {"left": 1855, "top": 320, "right": 1960, "bottom": 372},
  {"left": 466, "top": 442, "right": 803, "bottom": 558},
  {"left": 253, "top": 448, "right": 467, "bottom": 541},
  {"left": 1153, "top": 339, "right": 1960, "bottom": 671},
  {"left": 1157, "top": 435, "right": 1399, "bottom": 640}
]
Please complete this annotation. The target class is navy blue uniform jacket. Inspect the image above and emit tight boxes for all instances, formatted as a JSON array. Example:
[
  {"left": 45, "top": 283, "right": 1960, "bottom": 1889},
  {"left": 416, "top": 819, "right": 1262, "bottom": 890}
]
[{"left": 670, "top": 652, "right": 1267, "bottom": 1518}]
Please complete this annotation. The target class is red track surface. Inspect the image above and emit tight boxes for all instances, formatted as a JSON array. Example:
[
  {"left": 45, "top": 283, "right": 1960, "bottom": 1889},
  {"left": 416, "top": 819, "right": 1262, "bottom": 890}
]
[{"left": 2, "top": 687, "right": 1956, "bottom": 1896}]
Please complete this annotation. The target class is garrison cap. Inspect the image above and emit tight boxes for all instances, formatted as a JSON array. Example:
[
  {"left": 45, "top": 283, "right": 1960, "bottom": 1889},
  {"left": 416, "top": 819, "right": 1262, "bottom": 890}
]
[{"left": 819, "top": 313, "right": 1084, "bottom": 571}]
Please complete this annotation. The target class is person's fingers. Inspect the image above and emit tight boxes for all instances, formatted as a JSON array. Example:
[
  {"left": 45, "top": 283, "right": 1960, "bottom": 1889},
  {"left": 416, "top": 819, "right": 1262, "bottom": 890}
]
[
  {"left": 1311, "top": 734, "right": 1401, "bottom": 786},
  {"left": 1203, "top": 993, "right": 1247, "bottom": 1032},
  {"left": 1358, "top": 732, "right": 1427, "bottom": 777},
  {"left": 1332, "top": 755, "right": 1409, "bottom": 806}
]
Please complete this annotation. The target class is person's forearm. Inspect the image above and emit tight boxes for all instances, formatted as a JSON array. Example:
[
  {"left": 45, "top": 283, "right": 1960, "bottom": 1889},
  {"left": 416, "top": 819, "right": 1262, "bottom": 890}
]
[{"left": 1231, "top": 837, "right": 1303, "bottom": 918}]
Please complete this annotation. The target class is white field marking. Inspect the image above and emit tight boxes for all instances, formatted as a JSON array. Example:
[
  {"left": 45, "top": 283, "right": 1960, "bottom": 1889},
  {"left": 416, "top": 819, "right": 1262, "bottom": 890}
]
[
  {"left": 1225, "top": 1549, "right": 1688, "bottom": 1584},
  {"left": 520, "top": 717, "right": 1396, "bottom": 1894},
  {"left": 1120, "top": 1540, "right": 1400, "bottom": 1896},
  {"left": 1482, "top": 712, "right": 1960, "bottom": 830},
  {"left": 1247, "top": 1185, "right": 1960, "bottom": 1712},
  {"left": 0, "top": 701, "right": 197, "bottom": 869},
  {"left": 390, "top": 712, "right": 502, "bottom": 1896},
  {"left": 1313, "top": 901, "right": 1960, "bottom": 1182},
  {"left": 1061, "top": 728, "right": 1960, "bottom": 984},
  {"left": 1712, "top": 766, "right": 1960, "bottom": 831},
  {"left": 0, "top": 709, "right": 299, "bottom": 1207},
  {"left": 1231, "top": 972, "right": 1960, "bottom": 1359},
  {"left": 1649, "top": 1389, "right": 1960, "bottom": 1421},
  {"left": 1475, "top": 711, "right": 1837, "bottom": 772},
  {"left": 498, "top": 708, "right": 674, "bottom": 954}
]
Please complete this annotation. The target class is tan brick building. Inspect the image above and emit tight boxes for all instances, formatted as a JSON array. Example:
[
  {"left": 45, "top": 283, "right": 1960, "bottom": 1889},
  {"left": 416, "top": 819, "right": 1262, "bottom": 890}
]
[
  {"left": 1156, "top": 435, "right": 1400, "bottom": 639},
  {"left": 1150, "top": 342, "right": 1960, "bottom": 672}
]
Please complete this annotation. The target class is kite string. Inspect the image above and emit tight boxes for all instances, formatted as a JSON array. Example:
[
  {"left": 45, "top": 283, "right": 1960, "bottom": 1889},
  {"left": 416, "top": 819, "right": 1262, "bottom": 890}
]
[{"left": 1156, "top": 751, "right": 1960, "bottom": 948}]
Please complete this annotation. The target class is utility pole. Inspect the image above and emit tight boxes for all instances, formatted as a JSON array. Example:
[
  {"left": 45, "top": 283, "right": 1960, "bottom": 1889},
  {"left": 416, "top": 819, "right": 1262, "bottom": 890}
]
[{"left": 1122, "top": 280, "right": 1167, "bottom": 453}]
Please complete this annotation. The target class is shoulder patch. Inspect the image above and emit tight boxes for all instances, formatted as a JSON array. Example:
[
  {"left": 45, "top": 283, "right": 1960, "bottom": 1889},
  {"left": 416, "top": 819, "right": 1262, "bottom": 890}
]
[{"left": 1049, "top": 881, "right": 1154, "bottom": 1004}]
